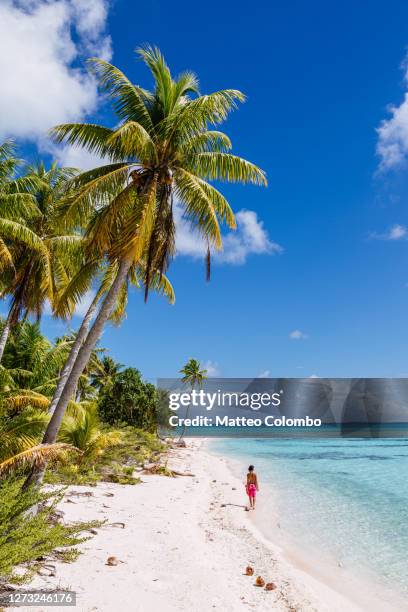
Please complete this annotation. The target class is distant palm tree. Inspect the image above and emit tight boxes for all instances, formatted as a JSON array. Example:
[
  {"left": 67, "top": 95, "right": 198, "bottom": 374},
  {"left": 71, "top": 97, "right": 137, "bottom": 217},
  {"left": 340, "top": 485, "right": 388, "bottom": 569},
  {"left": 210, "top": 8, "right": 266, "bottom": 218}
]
[
  {"left": 178, "top": 358, "right": 207, "bottom": 440},
  {"left": 35, "top": 45, "right": 265, "bottom": 476},
  {"left": 0, "top": 159, "right": 79, "bottom": 363},
  {"left": 91, "top": 356, "right": 123, "bottom": 393}
]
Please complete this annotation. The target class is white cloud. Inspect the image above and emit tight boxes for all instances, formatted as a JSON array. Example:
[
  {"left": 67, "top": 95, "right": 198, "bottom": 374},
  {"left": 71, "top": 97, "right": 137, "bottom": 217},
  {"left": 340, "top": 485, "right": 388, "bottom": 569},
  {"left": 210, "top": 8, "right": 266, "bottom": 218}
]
[
  {"left": 41, "top": 138, "right": 110, "bottom": 171},
  {"left": 257, "top": 369, "right": 270, "bottom": 378},
  {"left": 44, "top": 289, "right": 96, "bottom": 318},
  {"left": 176, "top": 206, "right": 282, "bottom": 265},
  {"left": 377, "top": 54, "right": 408, "bottom": 170},
  {"left": 309, "top": 374, "right": 319, "bottom": 378},
  {"left": 72, "top": 289, "right": 97, "bottom": 317},
  {"left": 70, "top": 0, "right": 112, "bottom": 59},
  {"left": 289, "top": 329, "right": 308, "bottom": 340},
  {"left": 202, "top": 360, "right": 220, "bottom": 377},
  {"left": 370, "top": 224, "right": 407, "bottom": 241},
  {"left": 0, "top": 0, "right": 111, "bottom": 142}
]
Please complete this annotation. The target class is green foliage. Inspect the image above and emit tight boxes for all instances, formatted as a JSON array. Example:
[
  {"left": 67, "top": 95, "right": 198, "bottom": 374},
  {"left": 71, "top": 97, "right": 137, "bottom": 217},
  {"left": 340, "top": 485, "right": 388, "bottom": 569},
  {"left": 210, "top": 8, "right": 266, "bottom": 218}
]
[
  {"left": 0, "top": 319, "right": 166, "bottom": 485},
  {"left": 156, "top": 388, "right": 174, "bottom": 429},
  {"left": 0, "top": 479, "right": 100, "bottom": 584},
  {"left": 1, "top": 320, "right": 72, "bottom": 402},
  {"left": 58, "top": 402, "right": 122, "bottom": 461},
  {"left": 51, "top": 46, "right": 266, "bottom": 300},
  {"left": 46, "top": 427, "right": 164, "bottom": 486},
  {"left": 178, "top": 358, "right": 208, "bottom": 440},
  {"left": 0, "top": 157, "right": 82, "bottom": 330},
  {"left": 90, "top": 355, "right": 123, "bottom": 393},
  {"left": 98, "top": 368, "right": 157, "bottom": 431},
  {"left": 180, "top": 358, "right": 208, "bottom": 388},
  {"left": 101, "top": 427, "right": 164, "bottom": 464}
]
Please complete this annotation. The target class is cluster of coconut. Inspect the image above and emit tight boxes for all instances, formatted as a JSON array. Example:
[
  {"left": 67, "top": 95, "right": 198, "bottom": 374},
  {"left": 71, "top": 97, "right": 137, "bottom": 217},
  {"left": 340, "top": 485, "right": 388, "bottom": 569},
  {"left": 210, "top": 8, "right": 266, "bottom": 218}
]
[{"left": 245, "top": 566, "right": 276, "bottom": 591}]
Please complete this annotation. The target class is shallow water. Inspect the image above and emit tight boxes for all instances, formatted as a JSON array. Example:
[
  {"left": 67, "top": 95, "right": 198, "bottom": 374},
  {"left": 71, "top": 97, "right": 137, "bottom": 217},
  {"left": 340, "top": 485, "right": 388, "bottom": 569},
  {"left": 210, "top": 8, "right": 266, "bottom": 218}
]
[{"left": 209, "top": 437, "right": 408, "bottom": 604}]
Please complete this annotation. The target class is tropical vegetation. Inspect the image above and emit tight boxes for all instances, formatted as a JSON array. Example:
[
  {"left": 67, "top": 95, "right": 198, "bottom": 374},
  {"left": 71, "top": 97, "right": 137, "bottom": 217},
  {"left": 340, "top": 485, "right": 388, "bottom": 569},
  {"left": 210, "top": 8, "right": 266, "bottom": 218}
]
[
  {"left": 0, "top": 43, "right": 266, "bottom": 583},
  {"left": 178, "top": 358, "right": 208, "bottom": 440}
]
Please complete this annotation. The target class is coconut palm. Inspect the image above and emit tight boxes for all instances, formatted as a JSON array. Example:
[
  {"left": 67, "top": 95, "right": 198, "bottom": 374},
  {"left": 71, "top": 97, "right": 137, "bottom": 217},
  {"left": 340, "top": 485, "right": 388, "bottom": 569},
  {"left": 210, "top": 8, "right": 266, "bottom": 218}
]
[
  {"left": 0, "top": 403, "right": 76, "bottom": 479},
  {"left": 0, "top": 443, "right": 76, "bottom": 478},
  {"left": 91, "top": 356, "right": 123, "bottom": 393},
  {"left": 0, "top": 160, "right": 80, "bottom": 363},
  {"left": 1, "top": 321, "right": 72, "bottom": 408},
  {"left": 46, "top": 255, "right": 175, "bottom": 416},
  {"left": 58, "top": 401, "right": 121, "bottom": 463},
  {"left": 28, "top": 46, "right": 266, "bottom": 487},
  {"left": 178, "top": 358, "right": 207, "bottom": 440},
  {"left": 0, "top": 141, "right": 44, "bottom": 361}
]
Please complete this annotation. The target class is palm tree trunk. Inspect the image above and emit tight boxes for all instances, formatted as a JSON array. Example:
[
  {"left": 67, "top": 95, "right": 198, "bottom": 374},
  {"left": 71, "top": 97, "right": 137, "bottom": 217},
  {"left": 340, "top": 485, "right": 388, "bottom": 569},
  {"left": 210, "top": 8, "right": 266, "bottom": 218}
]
[
  {"left": 0, "top": 261, "right": 35, "bottom": 364},
  {"left": 0, "top": 313, "right": 11, "bottom": 364},
  {"left": 23, "top": 258, "right": 131, "bottom": 489},
  {"left": 48, "top": 292, "right": 100, "bottom": 415},
  {"left": 178, "top": 383, "right": 195, "bottom": 442},
  {"left": 0, "top": 298, "right": 21, "bottom": 364}
]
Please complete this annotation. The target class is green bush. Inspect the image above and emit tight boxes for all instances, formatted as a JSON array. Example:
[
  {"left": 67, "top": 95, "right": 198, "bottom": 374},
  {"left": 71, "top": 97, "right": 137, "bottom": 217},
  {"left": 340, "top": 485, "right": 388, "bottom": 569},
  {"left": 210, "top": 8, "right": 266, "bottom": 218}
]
[
  {"left": 45, "top": 427, "right": 165, "bottom": 486},
  {"left": 0, "top": 479, "right": 100, "bottom": 584},
  {"left": 98, "top": 368, "right": 157, "bottom": 431}
]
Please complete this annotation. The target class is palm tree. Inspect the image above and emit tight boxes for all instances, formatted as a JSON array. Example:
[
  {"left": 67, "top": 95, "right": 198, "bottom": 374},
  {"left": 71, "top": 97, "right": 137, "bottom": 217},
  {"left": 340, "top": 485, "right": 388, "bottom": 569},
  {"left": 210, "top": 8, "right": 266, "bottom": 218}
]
[
  {"left": 0, "top": 160, "right": 79, "bottom": 363},
  {"left": 0, "top": 141, "right": 44, "bottom": 361},
  {"left": 0, "top": 406, "right": 74, "bottom": 479},
  {"left": 58, "top": 401, "right": 121, "bottom": 463},
  {"left": 46, "top": 256, "right": 175, "bottom": 415},
  {"left": 1, "top": 320, "right": 72, "bottom": 410},
  {"left": 28, "top": 45, "right": 266, "bottom": 486},
  {"left": 0, "top": 443, "right": 76, "bottom": 478},
  {"left": 91, "top": 355, "right": 123, "bottom": 393},
  {"left": 178, "top": 358, "right": 207, "bottom": 441}
]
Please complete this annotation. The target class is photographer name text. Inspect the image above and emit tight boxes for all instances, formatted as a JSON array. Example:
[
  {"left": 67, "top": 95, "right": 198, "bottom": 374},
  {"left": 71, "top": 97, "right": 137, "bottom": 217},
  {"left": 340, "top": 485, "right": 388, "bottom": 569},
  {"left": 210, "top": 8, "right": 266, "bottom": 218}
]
[{"left": 168, "top": 415, "right": 322, "bottom": 428}]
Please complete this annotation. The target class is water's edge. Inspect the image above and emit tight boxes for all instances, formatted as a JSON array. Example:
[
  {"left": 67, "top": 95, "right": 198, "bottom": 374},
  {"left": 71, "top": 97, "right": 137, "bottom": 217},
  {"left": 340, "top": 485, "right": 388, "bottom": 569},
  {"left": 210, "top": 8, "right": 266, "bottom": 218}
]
[{"left": 206, "top": 438, "right": 408, "bottom": 612}]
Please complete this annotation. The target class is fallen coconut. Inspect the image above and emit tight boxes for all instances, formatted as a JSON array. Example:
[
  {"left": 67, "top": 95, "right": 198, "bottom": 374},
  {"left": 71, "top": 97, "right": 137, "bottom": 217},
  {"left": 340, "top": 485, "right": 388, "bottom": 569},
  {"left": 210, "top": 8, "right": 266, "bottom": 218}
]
[
  {"left": 255, "top": 576, "right": 265, "bottom": 587},
  {"left": 106, "top": 556, "right": 119, "bottom": 566},
  {"left": 245, "top": 566, "right": 254, "bottom": 576},
  {"left": 265, "top": 582, "right": 277, "bottom": 591}
]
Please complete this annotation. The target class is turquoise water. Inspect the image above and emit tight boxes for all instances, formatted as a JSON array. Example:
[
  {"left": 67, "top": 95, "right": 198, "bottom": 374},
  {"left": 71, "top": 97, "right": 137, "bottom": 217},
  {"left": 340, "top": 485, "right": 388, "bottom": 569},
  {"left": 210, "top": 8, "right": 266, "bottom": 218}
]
[{"left": 209, "top": 437, "right": 408, "bottom": 603}]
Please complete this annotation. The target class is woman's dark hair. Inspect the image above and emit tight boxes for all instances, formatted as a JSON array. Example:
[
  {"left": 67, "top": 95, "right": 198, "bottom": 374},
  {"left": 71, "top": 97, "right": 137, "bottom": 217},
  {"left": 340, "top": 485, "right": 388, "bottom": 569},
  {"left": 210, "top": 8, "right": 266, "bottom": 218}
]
[{"left": 248, "top": 465, "right": 254, "bottom": 471}]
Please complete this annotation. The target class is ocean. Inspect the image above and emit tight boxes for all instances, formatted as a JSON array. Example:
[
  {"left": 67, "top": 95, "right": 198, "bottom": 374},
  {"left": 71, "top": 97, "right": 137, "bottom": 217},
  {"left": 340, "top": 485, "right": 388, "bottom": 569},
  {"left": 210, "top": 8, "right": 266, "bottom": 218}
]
[{"left": 209, "top": 437, "right": 408, "bottom": 608}]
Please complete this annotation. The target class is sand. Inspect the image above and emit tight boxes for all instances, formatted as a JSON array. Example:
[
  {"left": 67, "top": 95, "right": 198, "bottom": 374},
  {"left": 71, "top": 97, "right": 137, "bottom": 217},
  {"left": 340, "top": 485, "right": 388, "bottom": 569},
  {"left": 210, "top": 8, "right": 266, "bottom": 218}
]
[{"left": 10, "top": 440, "right": 373, "bottom": 612}]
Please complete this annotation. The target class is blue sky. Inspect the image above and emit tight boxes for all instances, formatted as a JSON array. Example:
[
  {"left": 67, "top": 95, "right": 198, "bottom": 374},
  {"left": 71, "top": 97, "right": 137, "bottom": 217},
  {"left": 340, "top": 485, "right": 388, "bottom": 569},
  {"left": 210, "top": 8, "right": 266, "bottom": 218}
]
[{"left": 3, "top": 0, "right": 408, "bottom": 378}]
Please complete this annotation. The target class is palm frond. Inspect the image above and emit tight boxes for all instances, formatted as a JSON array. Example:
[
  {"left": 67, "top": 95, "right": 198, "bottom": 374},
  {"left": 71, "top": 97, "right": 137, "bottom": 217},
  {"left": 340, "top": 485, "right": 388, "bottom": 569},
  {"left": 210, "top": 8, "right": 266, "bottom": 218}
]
[
  {"left": 107, "top": 121, "right": 157, "bottom": 163},
  {"left": 0, "top": 443, "right": 79, "bottom": 476},
  {"left": 186, "top": 152, "right": 267, "bottom": 185},
  {"left": 180, "top": 130, "right": 232, "bottom": 154},
  {"left": 175, "top": 168, "right": 236, "bottom": 228},
  {"left": 174, "top": 171, "right": 223, "bottom": 248},
  {"left": 88, "top": 58, "right": 154, "bottom": 130},
  {"left": 0, "top": 193, "right": 41, "bottom": 220},
  {"left": 6, "top": 391, "right": 50, "bottom": 411},
  {"left": 50, "top": 123, "right": 116, "bottom": 160}
]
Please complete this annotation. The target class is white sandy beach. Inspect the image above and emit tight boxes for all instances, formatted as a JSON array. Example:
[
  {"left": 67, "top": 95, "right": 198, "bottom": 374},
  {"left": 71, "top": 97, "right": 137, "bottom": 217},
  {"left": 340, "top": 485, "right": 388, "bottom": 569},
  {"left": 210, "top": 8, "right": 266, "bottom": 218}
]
[{"left": 10, "top": 441, "right": 388, "bottom": 612}]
